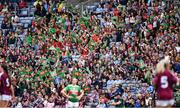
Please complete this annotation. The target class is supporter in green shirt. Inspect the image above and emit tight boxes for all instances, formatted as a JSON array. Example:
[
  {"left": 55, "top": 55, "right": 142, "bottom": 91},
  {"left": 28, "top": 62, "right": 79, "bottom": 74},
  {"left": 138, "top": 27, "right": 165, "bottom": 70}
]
[{"left": 112, "top": 94, "right": 124, "bottom": 108}]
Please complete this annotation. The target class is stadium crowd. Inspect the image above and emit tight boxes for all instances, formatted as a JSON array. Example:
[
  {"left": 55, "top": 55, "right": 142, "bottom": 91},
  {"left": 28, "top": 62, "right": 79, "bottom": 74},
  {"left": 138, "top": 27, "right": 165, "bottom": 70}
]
[{"left": 0, "top": 0, "right": 180, "bottom": 107}]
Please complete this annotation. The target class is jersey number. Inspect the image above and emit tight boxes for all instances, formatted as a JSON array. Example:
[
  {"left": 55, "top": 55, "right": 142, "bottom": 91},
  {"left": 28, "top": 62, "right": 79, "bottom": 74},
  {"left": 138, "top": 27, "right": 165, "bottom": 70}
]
[
  {"left": 160, "top": 76, "right": 168, "bottom": 88},
  {"left": 6, "top": 78, "right": 10, "bottom": 87}
]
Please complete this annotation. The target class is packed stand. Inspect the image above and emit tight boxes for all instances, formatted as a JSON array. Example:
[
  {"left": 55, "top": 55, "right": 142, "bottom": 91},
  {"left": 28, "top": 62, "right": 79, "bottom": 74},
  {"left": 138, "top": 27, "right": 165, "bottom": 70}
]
[{"left": 0, "top": 0, "right": 180, "bottom": 107}]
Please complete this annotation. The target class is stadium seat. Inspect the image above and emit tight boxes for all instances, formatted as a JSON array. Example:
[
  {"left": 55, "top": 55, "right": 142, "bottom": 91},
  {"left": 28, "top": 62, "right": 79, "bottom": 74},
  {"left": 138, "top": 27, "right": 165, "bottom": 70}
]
[
  {"left": 24, "top": 23, "right": 29, "bottom": 28},
  {"left": 19, "top": 9, "right": 28, "bottom": 16},
  {"left": 20, "top": 19, "right": 31, "bottom": 24},
  {"left": 0, "top": 17, "right": 4, "bottom": 21},
  {"left": 19, "top": 17, "right": 25, "bottom": 20},
  {"left": 30, "top": 8, "right": 36, "bottom": 12}
]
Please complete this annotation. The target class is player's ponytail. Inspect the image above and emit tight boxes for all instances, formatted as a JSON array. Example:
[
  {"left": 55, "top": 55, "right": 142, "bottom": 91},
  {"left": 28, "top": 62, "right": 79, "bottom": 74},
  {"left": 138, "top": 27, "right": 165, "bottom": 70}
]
[
  {"left": 156, "top": 60, "right": 165, "bottom": 74},
  {"left": 163, "top": 56, "right": 170, "bottom": 69},
  {"left": 156, "top": 56, "right": 170, "bottom": 74}
]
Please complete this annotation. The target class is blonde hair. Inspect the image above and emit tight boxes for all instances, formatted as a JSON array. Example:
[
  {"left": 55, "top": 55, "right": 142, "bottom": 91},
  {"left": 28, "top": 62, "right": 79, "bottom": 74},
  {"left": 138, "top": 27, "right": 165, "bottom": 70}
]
[{"left": 156, "top": 56, "right": 170, "bottom": 74}]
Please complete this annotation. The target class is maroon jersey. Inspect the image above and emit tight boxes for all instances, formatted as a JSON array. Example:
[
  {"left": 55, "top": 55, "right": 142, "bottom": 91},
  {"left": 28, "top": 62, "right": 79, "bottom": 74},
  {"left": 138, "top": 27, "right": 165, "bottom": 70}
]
[
  {"left": 153, "top": 70, "right": 177, "bottom": 100},
  {"left": 0, "top": 72, "right": 11, "bottom": 95}
]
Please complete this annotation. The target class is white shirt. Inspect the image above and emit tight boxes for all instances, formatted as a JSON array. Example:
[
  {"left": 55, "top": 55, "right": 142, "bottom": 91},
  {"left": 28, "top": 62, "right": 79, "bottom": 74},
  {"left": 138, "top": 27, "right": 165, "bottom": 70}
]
[
  {"left": 72, "top": 55, "right": 80, "bottom": 61},
  {"left": 125, "top": 32, "right": 130, "bottom": 37},
  {"left": 125, "top": 17, "right": 130, "bottom": 24},
  {"left": 107, "top": 80, "right": 114, "bottom": 88},
  {"left": 114, "top": 80, "right": 123, "bottom": 85},
  {"left": 145, "top": 97, "right": 152, "bottom": 106},
  {"left": 43, "top": 100, "right": 48, "bottom": 107},
  {"left": 130, "top": 17, "right": 135, "bottom": 24},
  {"left": 153, "top": 21, "right": 157, "bottom": 28},
  {"left": 46, "top": 102, "right": 54, "bottom": 108},
  {"left": 15, "top": 102, "right": 23, "bottom": 108},
  {"left": 104, "top": 22, "right": 112, "bottom": 27}
]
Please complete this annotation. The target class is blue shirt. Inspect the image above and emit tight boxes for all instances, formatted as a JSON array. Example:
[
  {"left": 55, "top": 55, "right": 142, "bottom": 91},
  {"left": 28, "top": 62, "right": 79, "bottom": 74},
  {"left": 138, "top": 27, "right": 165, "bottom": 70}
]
[
  {"left": 54, "top": 76, "right": 61, "bottom": 85},
  {"left": 174, "top": 63, "right": 180, "bottom": 73},
  {"left": 107, "top": 80, "right": 114, "bottom": 89},
  {"left": 147, "top": 86, "right": 154, "bottom": 93},
  {"left": 134, "top": 102, "right": 141, "bottom": 108},
  {"left": 96, "top": 8, "right": 103, "bottom": 13},
  {"left": 44, "top": 4, "right": 49, "bottom": 11}
]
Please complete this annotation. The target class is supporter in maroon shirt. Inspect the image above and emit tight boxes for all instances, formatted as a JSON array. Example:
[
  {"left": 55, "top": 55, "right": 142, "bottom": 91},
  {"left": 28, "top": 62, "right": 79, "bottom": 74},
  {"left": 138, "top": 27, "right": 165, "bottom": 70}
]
[
  {"left": 19, "top": 0, "right": 27, "bottom": 9},
  {"left": 0, "top": 3, "right": 3, "bottom": 11}
]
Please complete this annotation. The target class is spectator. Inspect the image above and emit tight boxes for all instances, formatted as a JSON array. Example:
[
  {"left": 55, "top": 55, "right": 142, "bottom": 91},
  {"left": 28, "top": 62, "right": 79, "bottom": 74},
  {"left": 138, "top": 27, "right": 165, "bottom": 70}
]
[
  {"left": 111, "top": 94, "right": 124, "bottom": 108},
  {"left": 19, "top": 0, "right": 27, "bottom": 9},
  {"left": 0, "top": 3, "right": 3, "bottom": 12}
]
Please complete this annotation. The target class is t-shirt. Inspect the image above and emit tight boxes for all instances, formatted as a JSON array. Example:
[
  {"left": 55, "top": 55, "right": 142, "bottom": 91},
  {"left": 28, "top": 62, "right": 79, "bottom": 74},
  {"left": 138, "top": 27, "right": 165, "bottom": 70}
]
[
  {"left": 26, "top": 35, "right": 32, "bottom": 44},
  {"left": 64, "top": 84, "right": 82, "bottom": 102},
  {"left": 153, "top": 70, "right": 178, "bottom": 100},
  {"left": 107, "top": 80, "right": 114, "bottom": 89},
  {"left": 0, "top": 72, "right": 11, "bottom": 95}
]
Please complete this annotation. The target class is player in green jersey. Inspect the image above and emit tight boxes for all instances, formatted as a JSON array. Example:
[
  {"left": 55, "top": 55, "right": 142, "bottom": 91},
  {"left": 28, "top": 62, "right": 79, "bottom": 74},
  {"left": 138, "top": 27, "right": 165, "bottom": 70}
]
[{"left": 61, "top": 78, "right": 84, "bottom": 108}]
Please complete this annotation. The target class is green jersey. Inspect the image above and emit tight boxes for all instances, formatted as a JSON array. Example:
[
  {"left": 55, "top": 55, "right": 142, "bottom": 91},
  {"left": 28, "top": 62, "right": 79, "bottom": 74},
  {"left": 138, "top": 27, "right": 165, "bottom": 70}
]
[
  {"left": 65, "top": 84, "right": 82, "bottom": 102},
  {"left": 114, "top": 98, "right": 124, "bottom": 108}
]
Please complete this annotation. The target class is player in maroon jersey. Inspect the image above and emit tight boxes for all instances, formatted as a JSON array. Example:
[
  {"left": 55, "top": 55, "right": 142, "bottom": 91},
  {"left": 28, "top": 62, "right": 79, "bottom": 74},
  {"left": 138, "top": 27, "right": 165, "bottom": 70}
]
[
  {"left": 0, "top": 65, "right": 15, "bottom": 107},
  {"left": 153, "top": 56, "right": 179, "bottom": 107}
]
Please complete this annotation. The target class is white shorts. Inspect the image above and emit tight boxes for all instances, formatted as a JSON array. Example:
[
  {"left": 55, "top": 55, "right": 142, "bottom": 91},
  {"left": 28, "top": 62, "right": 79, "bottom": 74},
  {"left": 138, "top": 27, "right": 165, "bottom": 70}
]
[
  {"left": 67, "top": 101, "right": 79, "bottom": 108},
  {"left": 1, "top": 94, "right": 12, "bottom": 101},
  {"left": 156, "top": 99, "right": 175, "bottom": 107}
]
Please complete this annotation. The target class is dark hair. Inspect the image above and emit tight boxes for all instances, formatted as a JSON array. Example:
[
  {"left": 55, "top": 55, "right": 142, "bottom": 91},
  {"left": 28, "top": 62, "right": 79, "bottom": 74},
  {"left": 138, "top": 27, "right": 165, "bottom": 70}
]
[
  {"left": 164, "top": 63, "right": 167, "bottom": 69},
  {"left": 1, "top": 64, "right": 8, "bottom": 73}
]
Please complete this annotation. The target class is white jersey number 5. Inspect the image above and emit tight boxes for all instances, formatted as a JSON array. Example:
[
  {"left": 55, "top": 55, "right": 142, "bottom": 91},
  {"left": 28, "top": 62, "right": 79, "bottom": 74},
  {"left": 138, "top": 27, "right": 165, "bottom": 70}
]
[
  {"left": 160, "top": 76, "right": 168, "bottom": 88},
  {"left": 6, "top": 78, "right": 10, "bottom": 87}
]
